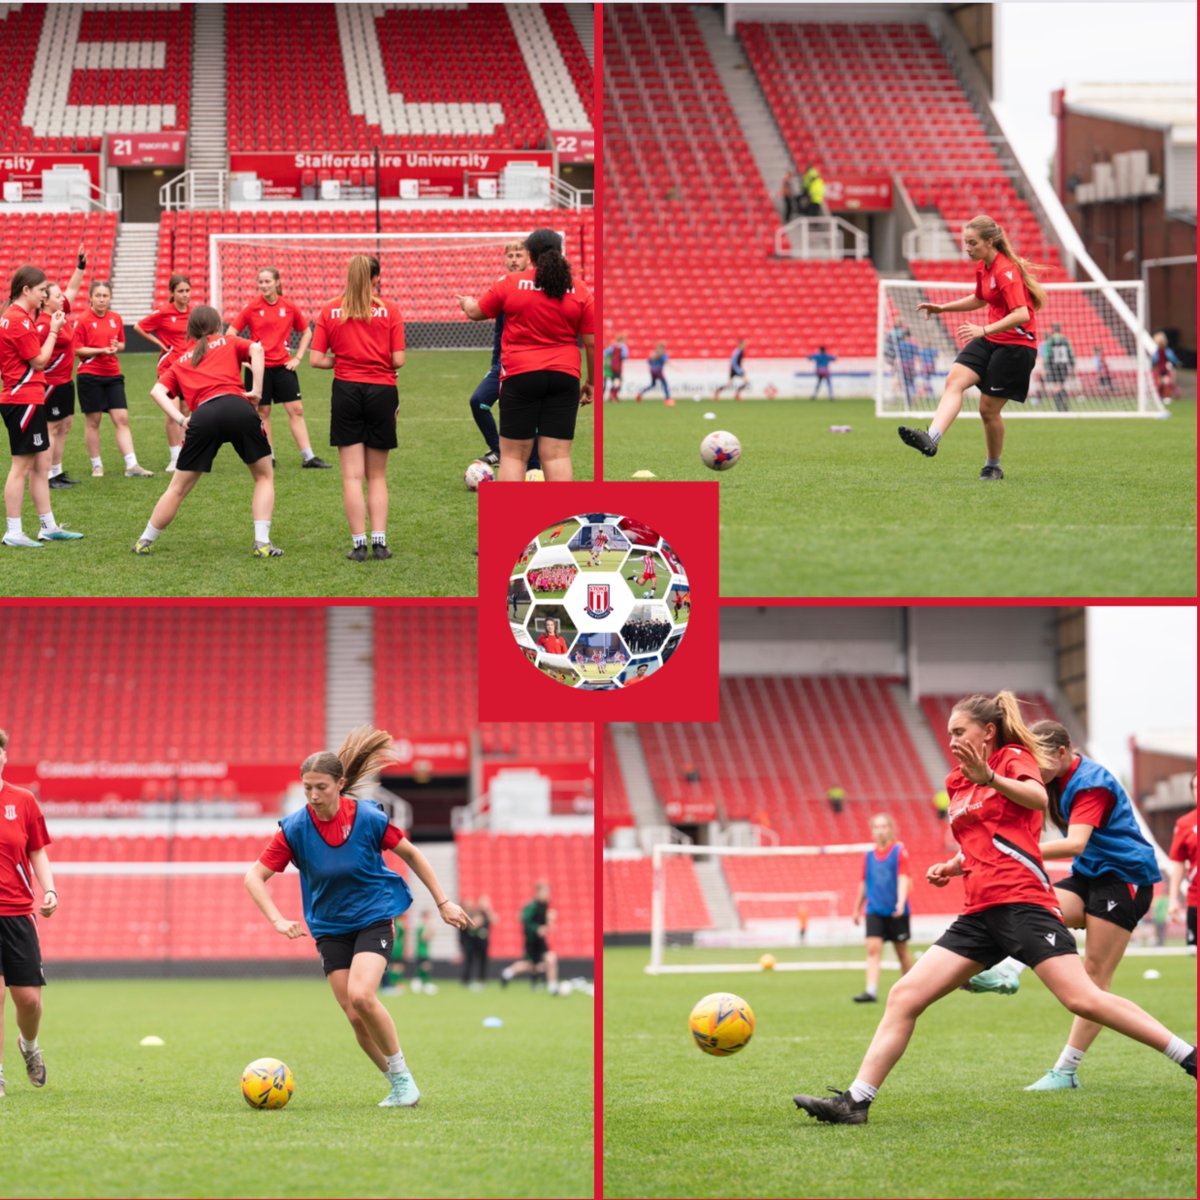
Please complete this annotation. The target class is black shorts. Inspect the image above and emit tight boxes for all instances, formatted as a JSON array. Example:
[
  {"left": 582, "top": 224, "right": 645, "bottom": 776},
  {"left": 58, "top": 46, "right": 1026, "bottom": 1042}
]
[
  {"left": 0, "top": 914, "right": 46, "bottom": 987},
  {"left": 935, "top": 903, "right": 1078, "bottom": 969},
  {"left": 1, "top": 401, "right": 49, "bottom": 457},
  {"left": 499, "top": 369, "right": 580, "bottom": 442},
  {"left": 865, "top": 913, "right": 911, "bottom": 943},
  {"left": 524, "top": 934, "right": 548, "bottom": 964},
  {"left": 46, "top": 381, "right": 75, "bottom": 420},
  {"left": 1055, "top": 872, "right": 1154, "bottom": 933},
  {"left": 176, "top": 394, "right": 272, "bottom": 473},
  {"left": 77, "top": 373, "right": 127, "bottom": 413},
  {"left": 315, "top": 919, "right": 395, "bottom": 975},
  {"left": 954, "top": 337, "right": 1037, "bottom": 404},
  {"left": 247, "top": 365, "right": 302, "bottom": 406},
  {"left": 1188, "top": 907, "right": 1196, "bottom": 947},
  {"left": 330, "top": 379, "right": 398, "bottom": 450}
]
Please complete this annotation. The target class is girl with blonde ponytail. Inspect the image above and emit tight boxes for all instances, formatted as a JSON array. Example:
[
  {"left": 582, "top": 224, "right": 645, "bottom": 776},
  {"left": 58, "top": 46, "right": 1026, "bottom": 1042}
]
[
  {"left": 244, "top": 725, "right": 472, "bottom": 1109},
  {"left": 793, "top": 690, "right": 1196, "bottom": 1126},
  {"left": 898, "top": 214, "right": 1044, "bottom": 481}
]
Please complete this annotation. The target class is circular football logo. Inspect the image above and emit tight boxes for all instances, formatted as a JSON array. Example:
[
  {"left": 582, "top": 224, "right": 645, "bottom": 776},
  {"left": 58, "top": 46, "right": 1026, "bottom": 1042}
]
[{"left": 508, "top": 514, "right": 689, "bottom": 689}]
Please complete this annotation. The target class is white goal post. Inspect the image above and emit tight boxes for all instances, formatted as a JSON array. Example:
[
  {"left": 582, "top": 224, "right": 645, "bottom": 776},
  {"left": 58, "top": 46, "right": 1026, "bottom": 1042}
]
[
  {"left": 876, "top": 279, "right": 1164, "bottom": 417},
  {"left": 209, "top": 230, "right": 564, "bottom": 351},
  {"left": 648, "top": 841, "right": 873, "bottom": 975}
]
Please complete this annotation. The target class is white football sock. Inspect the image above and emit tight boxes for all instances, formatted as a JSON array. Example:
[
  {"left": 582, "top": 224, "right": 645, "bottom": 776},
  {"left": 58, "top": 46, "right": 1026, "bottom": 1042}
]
[
  {"left": 169, "top": 445, "right": 181, "bottom": 464},
  {"left": 90, "top": 456, "right": 102, "bottom": 469},
  {"left": 1054, "top": 1045, "right": 1085, "bottom": 1073},
  {"left": 253, "top": 520, "right": 271, "bottom": 544},
  {"left": 38, "top": 510, "right": 56, "bottom": 530},
  {"left": 385, "top": 1050, "right": 407, "bottom": 1075},
  {"left": 301, "top": 447, "right": 314, "bottom": 461},
  {"left": 1163, "top": 1035, "right": 1193, "bottom": 1064},
  {"left": 140, "top": 523, "right": 162, "bottom": 544},
  {"left": 123, "top": 452, "right": 137, "bottom": 468},
  {"left": 848, "top": 1079, "right": 878, "bottom": 1103},
  {"left": 6, "top": 517, "right": 22, "bottom": 536},
  {"left": 48, "top": 463, "right": 62, "bottom": 479}
]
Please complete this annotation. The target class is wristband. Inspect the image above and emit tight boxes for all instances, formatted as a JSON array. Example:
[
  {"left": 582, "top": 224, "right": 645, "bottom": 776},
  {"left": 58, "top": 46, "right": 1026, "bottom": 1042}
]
[
  {"left": 44, "top": 889, "right": 57, "bottom": 897},
  {"left": 987, "top": 770, "right": 996, "bottom": 786},
  {"left": 78, "top": 254, "right": 86, "bottom": 269},
  {"left": 437, "top": 899, "right": 451, "bottom": 908}
]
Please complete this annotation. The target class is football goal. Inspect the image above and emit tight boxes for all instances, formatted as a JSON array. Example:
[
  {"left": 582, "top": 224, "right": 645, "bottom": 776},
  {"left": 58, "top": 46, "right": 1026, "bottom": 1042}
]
[{"left": 876, "top": 279, "right": 1163, "bottom": 417}]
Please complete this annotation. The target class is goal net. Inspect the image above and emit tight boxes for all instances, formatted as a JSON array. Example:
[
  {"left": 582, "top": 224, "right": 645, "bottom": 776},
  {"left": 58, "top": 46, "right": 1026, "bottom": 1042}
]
[
  {"left": 876, "top": 279, "right": 1163, "bottom": 417},
  {"left": 210, "top": 231, "right": 562, "bottom": 351},
  {"left": 648, "top": 842, "right": 874, "bottom": 975}
]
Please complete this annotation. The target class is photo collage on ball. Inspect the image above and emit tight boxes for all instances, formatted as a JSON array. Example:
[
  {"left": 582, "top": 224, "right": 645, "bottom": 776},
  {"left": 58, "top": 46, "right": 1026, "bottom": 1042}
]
[
  {"left": 0, "top": 2, "right": 1197, "bottom": 1200},
  {"left": 509, "top": 513, "right": 689, "bottom": 689}
]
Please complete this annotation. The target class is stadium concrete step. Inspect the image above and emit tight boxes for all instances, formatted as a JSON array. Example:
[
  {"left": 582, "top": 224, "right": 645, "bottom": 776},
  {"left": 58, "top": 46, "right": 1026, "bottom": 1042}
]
[
  {"left": 610, "top": 723, "right": 667, "bottom": 828},
  {"left": 693, "top": 5, "right": 797, "bottom": 205},
  {"left": 110, "top": 222, "right": 161, "bottom": 321},
  {"left": 326, "top": 606, "right": 374, "bottom": 744},
  {"left": 187, "top": 2, "right": 227, "bottom": 190},
  {"left": 505, "top": 4, "right": 589, "bottom": 130},
  {"left": 889, "top": 683, "right": 954, "bottom": 796},
  {"left": 566, "top": 2, "right": 594, "bottom": 64},
  {"left": 692, "top": 858, "right": 739, "bottom": 932}
]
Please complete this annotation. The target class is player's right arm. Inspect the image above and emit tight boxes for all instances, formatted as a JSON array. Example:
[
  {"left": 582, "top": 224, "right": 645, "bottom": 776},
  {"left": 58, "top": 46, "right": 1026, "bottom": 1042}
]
[
  {"left": 917, "top": 296, "right": 986, "bottom": 318},
  {"left": 243, "top": 859, "right": 306, "bottom": 938},
  {"left": 31, "top": 311, "right": 66, "bottom": 368},
  {"left": 1166, "top": 859, "right": 1186, "bottom": 922},
  {"left": 308, "top": 310, "right": 334, "bottom": 370},
  {"left": 927, "top": 852, "right": 964, "bottom": 886},
  {"left": 851, "top": 879, "right": 866, "bottom": 924},
  {"left": 150, "top": 374, "right": 189, "bottom": 428},
  {"left": 134, "top": 312, "right": 168, "bottom": 352}
]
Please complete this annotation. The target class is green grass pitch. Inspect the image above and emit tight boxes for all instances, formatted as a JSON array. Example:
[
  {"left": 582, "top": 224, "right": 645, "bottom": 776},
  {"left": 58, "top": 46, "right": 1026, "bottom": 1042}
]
[
  {"left": 602, "top": 945, "right": 1196, "bottom": 1198},
  {"left": 4, "top": 351, "right": 592, "bottom": 598},
  {"left": 2, "top": 977, "right": 592, "bottom": 1198},
  {"left": 571, "top": 548, "right": 629, "bottom": 571},
  {"left": 602, "top": 393, "right": 1196, "bottom": 597}
]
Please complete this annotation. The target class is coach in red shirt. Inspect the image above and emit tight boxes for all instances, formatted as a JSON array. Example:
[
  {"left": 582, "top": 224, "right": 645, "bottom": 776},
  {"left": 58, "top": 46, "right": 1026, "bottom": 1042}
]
[
  {"left": 0, "top": 728, "right": 58, "bottom": 1096},
  {"left": 310, "top": 255, "right": 405, "bottom": 562},
  {"left": 457, "top": 228, "right": 594, "bottom": 483},
  {"left": 134, "top": 305, "right": 277, "bottom": 558},
  {"left": 1167, "top": 774, "right": 1197, "bottom": 948}
]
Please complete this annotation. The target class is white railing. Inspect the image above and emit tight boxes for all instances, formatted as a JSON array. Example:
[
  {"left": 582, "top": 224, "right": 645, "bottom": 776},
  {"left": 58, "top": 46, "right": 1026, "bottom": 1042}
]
[
  {"left": 775, "top": 215, "right": 868, "bottom": 261},
  {"left": 2, "top": 176, "right": 120, "bottom": 213},
  {"left": 159, "top": 169, "right": 228, "bottom": 211},
  {"left": 714, "top": 822, "right": 781, "bottom": 848},
  {"left": 637, "top": 824, "right": 691, "bottom": 855},
  {"left": 548, "top": 175, "right": 593, "bottom": 210},
  {"left": 902, "top": 219, "right": 965, "bottom": 261}
]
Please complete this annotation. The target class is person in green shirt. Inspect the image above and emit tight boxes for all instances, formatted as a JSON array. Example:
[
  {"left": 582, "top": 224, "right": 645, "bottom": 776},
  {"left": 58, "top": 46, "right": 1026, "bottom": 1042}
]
[
  {"left": 500, "top": 882, "right": 559, "bottom": 994},
  {"left": 414, "top": 910, "right": 432, "bottom": 987}
]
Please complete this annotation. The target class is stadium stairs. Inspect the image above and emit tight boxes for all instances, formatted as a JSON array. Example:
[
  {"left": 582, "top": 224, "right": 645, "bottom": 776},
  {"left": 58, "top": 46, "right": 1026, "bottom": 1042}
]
[
  {"left": 607, "top": 723, "right": 667, "bottom": 834},
  {"left": 186, "top": 3, "right": 228, "bottom": 203},
  {"left": 110, "top": 222, "right": 160, "bottom": 327},
  {"left": 326, "top": 607, "right": 377, "bottom": 738}
]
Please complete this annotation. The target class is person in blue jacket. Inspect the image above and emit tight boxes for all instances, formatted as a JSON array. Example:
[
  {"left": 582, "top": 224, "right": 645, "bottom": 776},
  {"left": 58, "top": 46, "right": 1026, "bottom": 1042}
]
[
  {"left": 967, "top": 719, "right": 1163, "bottom": 1092},
  {"left": 245, "top": 726, "right": 471, "bottom": 1108}
]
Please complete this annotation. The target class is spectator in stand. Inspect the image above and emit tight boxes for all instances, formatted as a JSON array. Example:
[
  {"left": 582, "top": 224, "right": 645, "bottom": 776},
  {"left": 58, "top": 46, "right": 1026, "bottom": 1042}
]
[
  {"left": 800, "top": 166, "right": 826, "bottom": 216},
  {"left": 135, "top": 274, "right": 194, "bottom": 471},
  {"left": 1167, "top": 773, "right": 1197, "bottom": 951},
  {"left": 780, "top": 172, "right": 797, "bottom": 221},
  {"left": 827, "top": 785, "right": 845, "bottom": 815},
  {"left": 807, "top": 346, "right": 837, "bottom": 400},
  {"left": 851, "top": 813, "right": 914, "bottom": 1004}
]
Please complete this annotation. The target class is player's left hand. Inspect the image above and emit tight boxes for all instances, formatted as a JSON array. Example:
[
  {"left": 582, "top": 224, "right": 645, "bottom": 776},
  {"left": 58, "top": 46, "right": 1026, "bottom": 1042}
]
[
  {"left": 893, "top": 904, "right": 905, "bottom": 918},
  {"left": 580, "top": 381, "right": 594, "bottom": 406},
  {"left": 244, "top": 389, "right": 262, "bottom": 403},
  {"left": 39, "top": 890, "right": 58, "bottom": 917},
  {"left": 438, "top": 900, "right": 473, "bottom": 930},
  {"left": 952, "top": 737, "right": 992, "bottom": 785},
  {"left": 285, "top": 357, "right": 299, "bottom": 372},
  {"left": 455, "top": 295, "right": 475, "bottom": 314},
  {"left": 958, "top": 323, "right": 984, "bottom": 342}
]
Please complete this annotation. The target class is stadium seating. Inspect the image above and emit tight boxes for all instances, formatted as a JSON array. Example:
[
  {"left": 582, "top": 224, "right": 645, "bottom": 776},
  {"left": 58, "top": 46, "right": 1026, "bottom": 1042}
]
[
  {"left": 0, "top": 212, "right": 117, "bottom": 295},
  {"left": 603, "top": 855, "right": 711, "bottom": 934},
  {"left": 919, "top": 692, "right": 1066, "bottom": 770},
  {"left": 153, "top": 208, "right": 594, "bottom": 319},
  {"left": 0, "top": 3, "right": 190, "bottom": 151},
  {"left": 226, "top": 4, "right": 591, "bottom": 152},
  {"left": 602, "top": 728, "right": 633, "bottom": 835},
  {"left": 0, "top": 606, "right": 324, "bottom": 761},
  {"left": 455, "top": 831, "right": 592, "bottom": 957},
  {"left": 738, "top": 21, "right": 1061, "bottom": 270},
  {"left": 638, "top": 676, "right": 934, "bottom": 843},
  {"left": 603, "top": 4, "right": 880, "bottom": 358}
]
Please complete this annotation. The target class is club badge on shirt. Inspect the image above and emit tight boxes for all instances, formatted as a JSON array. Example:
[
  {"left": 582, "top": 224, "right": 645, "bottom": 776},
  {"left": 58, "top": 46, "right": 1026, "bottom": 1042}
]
[{"left": 4, "top": 805, "right": 16, "bottom": 820}]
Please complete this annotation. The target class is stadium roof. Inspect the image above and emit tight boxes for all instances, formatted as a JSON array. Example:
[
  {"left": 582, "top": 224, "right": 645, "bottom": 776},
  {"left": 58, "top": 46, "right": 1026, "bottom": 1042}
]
[
  {"left": 1064, "top": 82, "right": 1197, "bottom": 146},
  {"left": 1131, "top": 730, "right": 1198, "bottom": 759}
]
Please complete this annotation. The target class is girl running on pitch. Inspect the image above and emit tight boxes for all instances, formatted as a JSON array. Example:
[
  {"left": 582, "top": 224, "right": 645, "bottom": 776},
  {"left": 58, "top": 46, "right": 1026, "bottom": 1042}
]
[
  {"left": 76, "top": 281, "right": 153, "bottom": 478},
  {"left": 135, "top": 274, "right": 194, "bottom": 471},
  {"left": 793, "top": 691, "right": 1195, "bottom": 1125},
  {"left": 134, "top": 306, "right": 277, "bottom": 557},
  {"left": 311, "top": 256, "right": 405, "bottom": 561},
  {"left": 38, "top": 245, "right": 87, "bottom": 489},
  {"left": 638, "top": 342, "right": 670, "bottom": 403},
  {"left": 897, "top": 215, "right": 1045, "bottom": 481},
  {"left": 244, "top": 726, "right": 471, "bottom": 1108},
  {"left": 713, "top": 339, "right": 749, "bottom": 401},
  {"left": 964, "top": 720, "right": 1163, "bottom": 1092},
  {"left": 1, "top": 267, "right": 82, "bottom": 547},
  {"left": 227, "top": 267, "right": 330, "bottom": 471}
]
